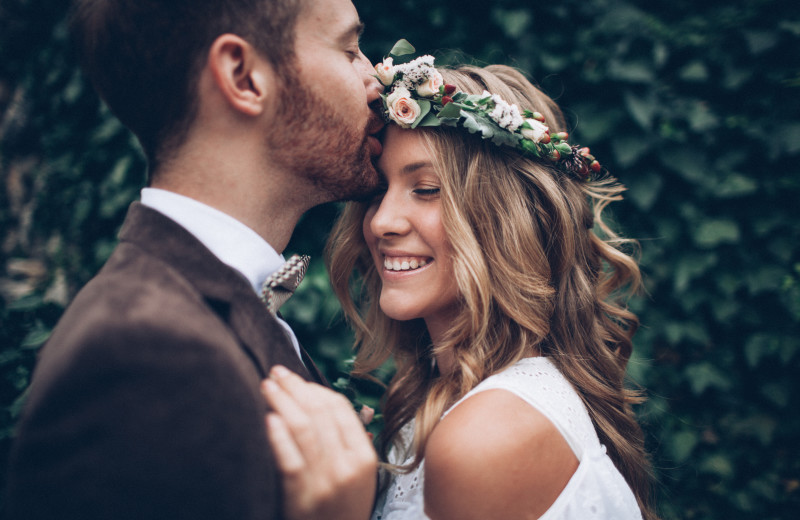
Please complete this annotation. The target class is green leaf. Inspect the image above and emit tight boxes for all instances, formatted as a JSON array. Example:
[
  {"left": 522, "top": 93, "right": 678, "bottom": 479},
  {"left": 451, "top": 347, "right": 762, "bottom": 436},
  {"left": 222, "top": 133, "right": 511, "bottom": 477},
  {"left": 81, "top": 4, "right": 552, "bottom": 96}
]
[
  {"left": 685, "top": 362, "right": 733, "bottom": 394},
  {"left": 611, "top": 135, "right": 651, "bottom": 167},
  {"left": 691, "top": 219, "right": 740, "bottom": 248},
  {"left": 699, "top": 454, "right": 735, "bottom": 479},
  {"left": 679, "top": 61, "right": 709, "bottom": 82},
  {"left": 716, "top": 173, "right": 758, "bottom": 198},
  {"left": 437, "top": 101, "right": 463, "bottom": 120},
  {"left": 491, "top": 8, "right": 531, "bottom": 39},
  {"left": 461, "top": 111, "right": 494, "bottom": 138},
  {"left": 626, "top": 170, "right": 662, "bottom": 211},
  {"left": 417, "top": 111, "right": 441, "bottom": 127},
  {"left": 410, "top": 100, "right": 431, "bottom": 129},
  {"left": 667, "top": 430, "right": 699, "bottom": 464},
  {"left": 7, "top": 294, "right": 44, "bottom": 312},
  {"left": 21, "top": 327, "right": 51, "bottom": 350},
  {"left": 389, "top": 39, "right": 415, "bottom": 57}
]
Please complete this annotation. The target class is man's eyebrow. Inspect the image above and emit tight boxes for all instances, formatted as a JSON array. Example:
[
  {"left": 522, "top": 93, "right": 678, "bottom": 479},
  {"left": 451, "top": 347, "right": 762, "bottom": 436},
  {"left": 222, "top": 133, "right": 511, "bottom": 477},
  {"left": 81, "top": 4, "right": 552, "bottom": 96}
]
[{"left": 338, "top": 20, "right": 365, "bottom": 44}]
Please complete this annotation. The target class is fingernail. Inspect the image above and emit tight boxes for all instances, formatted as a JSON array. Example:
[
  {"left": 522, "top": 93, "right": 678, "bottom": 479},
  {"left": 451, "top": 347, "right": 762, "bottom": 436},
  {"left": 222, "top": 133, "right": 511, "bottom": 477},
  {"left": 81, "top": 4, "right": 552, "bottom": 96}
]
[
  {"left": 270, "top": 365, "right": 290, "bottom": 378},
  {"left": 262, "top": 379, "right": 279, "bottom": 394}
]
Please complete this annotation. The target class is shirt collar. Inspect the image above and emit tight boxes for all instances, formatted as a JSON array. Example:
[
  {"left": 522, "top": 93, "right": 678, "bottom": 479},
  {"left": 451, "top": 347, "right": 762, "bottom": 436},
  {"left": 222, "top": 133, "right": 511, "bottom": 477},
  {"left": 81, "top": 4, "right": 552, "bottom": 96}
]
[{"left": 140, "top": 188, "right": 283, "bottom": 294}]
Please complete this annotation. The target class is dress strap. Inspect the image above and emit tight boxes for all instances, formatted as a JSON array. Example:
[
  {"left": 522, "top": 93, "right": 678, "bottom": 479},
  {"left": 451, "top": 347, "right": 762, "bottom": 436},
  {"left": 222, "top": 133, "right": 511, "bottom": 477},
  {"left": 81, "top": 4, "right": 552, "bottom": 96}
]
[{"left": 443, "top": 357, "right": 600, "bottom": 460}]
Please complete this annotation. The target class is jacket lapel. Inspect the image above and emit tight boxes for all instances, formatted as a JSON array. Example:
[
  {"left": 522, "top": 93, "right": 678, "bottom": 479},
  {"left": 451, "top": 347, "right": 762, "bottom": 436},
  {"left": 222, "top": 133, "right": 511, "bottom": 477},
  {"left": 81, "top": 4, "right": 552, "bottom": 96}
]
[{"left": 117, "top": 202, "right": 313, "bottom": 381}]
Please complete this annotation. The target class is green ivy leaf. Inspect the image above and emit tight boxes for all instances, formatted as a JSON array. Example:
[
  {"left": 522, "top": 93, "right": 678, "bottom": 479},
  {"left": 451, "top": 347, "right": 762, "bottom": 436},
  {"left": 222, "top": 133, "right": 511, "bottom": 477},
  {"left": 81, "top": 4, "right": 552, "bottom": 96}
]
[
  {"left": 667, "top": 430, "right": 699, "bottom": 464},
  {"left": 685, "top": 362, "right": 733, "bottom": 394},
  {"left": 692, "top": 219, "right": 740, "bottom": 248},
  {"left": 699, "top": 454, "right": 735, "bottom": 479}
]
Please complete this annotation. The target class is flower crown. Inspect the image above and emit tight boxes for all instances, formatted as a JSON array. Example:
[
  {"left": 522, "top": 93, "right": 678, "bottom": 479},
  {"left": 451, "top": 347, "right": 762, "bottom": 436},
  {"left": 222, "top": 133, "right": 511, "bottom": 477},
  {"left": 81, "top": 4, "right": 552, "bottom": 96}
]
[{"left": 376, "top": 40, "right": 605, "bottom": 182}]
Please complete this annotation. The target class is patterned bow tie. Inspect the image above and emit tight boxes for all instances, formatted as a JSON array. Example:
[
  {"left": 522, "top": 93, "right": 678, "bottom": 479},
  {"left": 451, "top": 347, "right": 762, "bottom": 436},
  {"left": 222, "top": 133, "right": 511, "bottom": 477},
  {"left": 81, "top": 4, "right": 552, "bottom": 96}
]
[{"left": 260, "top": 254, "right": 310, "bottom": 314}]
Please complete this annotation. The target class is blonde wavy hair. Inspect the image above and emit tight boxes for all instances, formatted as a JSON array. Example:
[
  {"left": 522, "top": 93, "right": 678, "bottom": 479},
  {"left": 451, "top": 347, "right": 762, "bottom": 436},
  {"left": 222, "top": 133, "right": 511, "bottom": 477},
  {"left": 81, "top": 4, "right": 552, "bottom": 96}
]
[{"left": 326, "top": 65, "right": 656, "bottom": 519}]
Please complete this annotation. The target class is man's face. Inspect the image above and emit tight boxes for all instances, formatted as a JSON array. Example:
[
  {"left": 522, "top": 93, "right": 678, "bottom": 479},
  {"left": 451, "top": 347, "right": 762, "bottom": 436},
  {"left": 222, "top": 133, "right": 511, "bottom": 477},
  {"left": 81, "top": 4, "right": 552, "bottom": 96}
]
[{"left": 268, "top": 0, "right": 384, "bottom": 202}]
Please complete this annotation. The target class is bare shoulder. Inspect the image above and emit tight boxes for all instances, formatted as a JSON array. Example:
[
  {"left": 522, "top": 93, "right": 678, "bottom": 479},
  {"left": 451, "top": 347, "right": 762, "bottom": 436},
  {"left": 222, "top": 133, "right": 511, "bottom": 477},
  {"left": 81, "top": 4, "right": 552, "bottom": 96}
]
[{"left": 424, "top": 389, "right": 579, "bottom": 520}]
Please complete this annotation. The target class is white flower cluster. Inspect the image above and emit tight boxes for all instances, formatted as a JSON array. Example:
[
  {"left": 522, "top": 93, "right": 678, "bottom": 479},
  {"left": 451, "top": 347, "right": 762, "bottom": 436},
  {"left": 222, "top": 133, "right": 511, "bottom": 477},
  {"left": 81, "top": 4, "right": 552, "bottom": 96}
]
[
  {"left": 485, "top": 91, "right": 524, "bottom": 132},
  {"left": 378, "top": 55, "right": 444, "bottom": 127},
  {"left": 394, "top": 55, "right": 436, "bottom": 87}
]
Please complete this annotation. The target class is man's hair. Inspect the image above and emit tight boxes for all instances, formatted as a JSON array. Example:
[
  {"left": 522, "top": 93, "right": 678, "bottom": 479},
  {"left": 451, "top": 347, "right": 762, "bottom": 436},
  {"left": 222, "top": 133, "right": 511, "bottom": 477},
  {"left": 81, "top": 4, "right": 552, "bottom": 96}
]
[{"left": 70, "top": 0, "right": 306, "bottom": 172}]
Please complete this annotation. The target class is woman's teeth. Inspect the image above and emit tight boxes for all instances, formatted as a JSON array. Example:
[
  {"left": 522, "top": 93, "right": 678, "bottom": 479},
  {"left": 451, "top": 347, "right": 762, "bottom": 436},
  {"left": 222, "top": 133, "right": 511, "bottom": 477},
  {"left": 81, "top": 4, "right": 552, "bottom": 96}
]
[{"left": 384, "top": 257, "right": 429, "bottom": 271}]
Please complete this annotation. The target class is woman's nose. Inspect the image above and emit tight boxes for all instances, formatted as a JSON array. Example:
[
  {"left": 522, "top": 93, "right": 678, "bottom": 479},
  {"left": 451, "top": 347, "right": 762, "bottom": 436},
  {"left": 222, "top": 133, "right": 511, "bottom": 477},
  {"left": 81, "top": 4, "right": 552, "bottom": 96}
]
[{"left": 368, "top": 194, "right": 411, "bottom": 238}]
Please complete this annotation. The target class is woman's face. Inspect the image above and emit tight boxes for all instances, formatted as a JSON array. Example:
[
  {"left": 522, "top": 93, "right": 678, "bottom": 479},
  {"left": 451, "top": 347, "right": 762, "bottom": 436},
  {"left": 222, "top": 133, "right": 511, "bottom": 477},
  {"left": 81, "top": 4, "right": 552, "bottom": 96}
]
[{"left": 363, "top": 126, "right": 460, "bottom": 342}]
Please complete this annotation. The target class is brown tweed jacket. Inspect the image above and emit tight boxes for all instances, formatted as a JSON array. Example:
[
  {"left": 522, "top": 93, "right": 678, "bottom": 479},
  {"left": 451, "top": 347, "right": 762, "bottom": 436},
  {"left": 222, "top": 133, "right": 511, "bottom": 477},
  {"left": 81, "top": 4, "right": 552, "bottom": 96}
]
[{"left": 5, "top": 202, "right": 326, "bottom": 520}]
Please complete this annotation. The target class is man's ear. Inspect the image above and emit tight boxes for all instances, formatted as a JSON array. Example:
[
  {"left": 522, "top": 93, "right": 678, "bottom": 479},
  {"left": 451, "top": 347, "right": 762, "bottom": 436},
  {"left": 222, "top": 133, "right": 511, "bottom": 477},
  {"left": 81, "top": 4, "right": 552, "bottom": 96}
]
[{"left": 207, "top": 34, "right": 272, "bottom": 116}]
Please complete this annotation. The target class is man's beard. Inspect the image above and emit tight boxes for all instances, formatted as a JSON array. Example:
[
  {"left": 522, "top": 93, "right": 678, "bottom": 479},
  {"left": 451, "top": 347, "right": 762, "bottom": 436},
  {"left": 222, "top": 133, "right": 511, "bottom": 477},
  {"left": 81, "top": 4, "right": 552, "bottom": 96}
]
[{"left": 268, "top": 72, "right": 381, "bottom": 202}]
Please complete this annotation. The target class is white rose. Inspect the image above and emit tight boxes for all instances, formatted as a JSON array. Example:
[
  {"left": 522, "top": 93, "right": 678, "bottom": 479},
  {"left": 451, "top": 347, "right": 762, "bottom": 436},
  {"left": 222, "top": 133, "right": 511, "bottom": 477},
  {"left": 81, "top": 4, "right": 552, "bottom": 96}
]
[
  {"left": 416, "top": 69, "right": 443, "bottom": 98},
  {"left": 521, "top": 119, "right": 549, "bottom": 143},
  {"left": 386, "top": 87, "right": 420, "bottom": 128},
  {"left": 375, "top": 57, "right": 395, "bottom": 86}
]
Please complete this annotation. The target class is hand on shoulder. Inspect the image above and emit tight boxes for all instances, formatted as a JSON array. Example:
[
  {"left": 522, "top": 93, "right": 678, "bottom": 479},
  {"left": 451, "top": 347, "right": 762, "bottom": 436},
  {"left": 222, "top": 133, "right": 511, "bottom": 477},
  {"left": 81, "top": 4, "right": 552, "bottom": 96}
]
[
  {"left": 424, "top": 389, "right": 579, "bottom": 520},
  {"left": 262, "top": 366, "right": 377, "bottom": 520}
]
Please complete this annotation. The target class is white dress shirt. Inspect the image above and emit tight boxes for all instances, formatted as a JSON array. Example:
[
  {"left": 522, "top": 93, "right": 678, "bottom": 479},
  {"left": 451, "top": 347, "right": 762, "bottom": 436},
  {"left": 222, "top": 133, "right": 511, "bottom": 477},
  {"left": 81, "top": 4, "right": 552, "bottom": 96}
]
[{"left": 140, "top": 188, "right": 303, "bottom": 361}]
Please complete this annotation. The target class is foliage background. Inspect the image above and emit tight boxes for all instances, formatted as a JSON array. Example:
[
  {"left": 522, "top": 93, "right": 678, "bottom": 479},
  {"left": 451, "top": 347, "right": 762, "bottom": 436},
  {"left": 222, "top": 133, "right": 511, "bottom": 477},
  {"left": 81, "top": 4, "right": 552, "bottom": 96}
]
[{"left": 1, "top": 0, "right": 798, "bottom": 517}]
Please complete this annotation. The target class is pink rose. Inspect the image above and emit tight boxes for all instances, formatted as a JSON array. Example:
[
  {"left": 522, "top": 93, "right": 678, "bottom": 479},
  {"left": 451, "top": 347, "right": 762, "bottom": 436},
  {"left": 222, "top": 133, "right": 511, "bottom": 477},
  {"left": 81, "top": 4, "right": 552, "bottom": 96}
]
[
  {"left": 416, "top": 69, "right": 443, "bottom": 98},
  {"left": 386, "top": 87, "right": 420, "bottom": 128},
  {"left": 375, "top": 57, "right": 395, "bottom": 86}
]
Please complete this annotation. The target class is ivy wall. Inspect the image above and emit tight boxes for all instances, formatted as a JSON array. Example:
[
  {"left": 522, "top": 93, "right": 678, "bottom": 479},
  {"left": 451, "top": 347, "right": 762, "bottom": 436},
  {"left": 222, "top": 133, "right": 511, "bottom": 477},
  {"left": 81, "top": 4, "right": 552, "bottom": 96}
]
[{"left": 1, "top": 0, "right": 798, "bottom": 517}]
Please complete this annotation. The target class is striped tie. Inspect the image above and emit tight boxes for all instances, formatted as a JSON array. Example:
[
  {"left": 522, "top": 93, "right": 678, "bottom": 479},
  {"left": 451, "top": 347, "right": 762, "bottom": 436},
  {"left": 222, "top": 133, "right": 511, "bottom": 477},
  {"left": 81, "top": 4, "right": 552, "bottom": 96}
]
[{"left": 260, "top": 254, "right": 310, "bottom": 314}]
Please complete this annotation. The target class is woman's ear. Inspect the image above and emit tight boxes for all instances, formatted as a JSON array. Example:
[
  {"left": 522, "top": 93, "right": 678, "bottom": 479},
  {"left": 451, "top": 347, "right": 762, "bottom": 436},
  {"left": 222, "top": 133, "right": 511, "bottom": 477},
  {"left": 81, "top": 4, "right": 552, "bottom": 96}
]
[{"left": 207, "top": 33, "right": 272, "bottom": 116}]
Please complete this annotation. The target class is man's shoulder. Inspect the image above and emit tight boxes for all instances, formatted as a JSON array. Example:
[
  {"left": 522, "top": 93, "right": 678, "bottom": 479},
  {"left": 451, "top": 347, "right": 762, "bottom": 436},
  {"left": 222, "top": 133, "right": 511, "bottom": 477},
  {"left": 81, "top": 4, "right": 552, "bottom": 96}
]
[
  {"left": 65, "top": 241, "right": 214, "bottom": 332},
  {"left": 38, "top": 241, "right": 240, "bottom": 376}
]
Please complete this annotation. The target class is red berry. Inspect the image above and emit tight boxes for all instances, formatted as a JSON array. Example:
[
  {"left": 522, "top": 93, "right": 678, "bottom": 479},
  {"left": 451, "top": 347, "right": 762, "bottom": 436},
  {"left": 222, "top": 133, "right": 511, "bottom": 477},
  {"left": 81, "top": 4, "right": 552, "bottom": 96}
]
[
  {"left": 444, "top": 84, "right": 457, "bottom": 95},
  {"left": 590, "top": 160, "right": 602, "bottom": 172},
  {"left": 442, "top": 96, "right": 453, "bottom": 106},
  {"left": 533, "top": 111, "right": 545, "bottom": 122},
  {"left": 540, "top": 132, "right": 551, "bottom": 144},
  {"left": 554, "top": 132, "right": 569, "bottom": 141},
  {"left": 579, "top": 147, "right": 591, "bottom": 157},
  {"left": 550, "top": 149, "right": 561, "bottom": 161}
]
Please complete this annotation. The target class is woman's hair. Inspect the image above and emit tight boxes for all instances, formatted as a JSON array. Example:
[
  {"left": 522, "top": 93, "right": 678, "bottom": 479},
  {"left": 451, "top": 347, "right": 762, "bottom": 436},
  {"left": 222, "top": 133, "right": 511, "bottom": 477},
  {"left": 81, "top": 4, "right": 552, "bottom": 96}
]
[{"left": 326, "top": 64, "right": 656, "bottom": 518}]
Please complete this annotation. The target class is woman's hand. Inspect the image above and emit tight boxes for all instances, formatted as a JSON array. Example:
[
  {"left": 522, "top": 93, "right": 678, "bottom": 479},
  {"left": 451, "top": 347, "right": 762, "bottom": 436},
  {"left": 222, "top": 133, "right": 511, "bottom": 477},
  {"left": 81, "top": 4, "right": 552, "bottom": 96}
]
[{"left": 262, "top": 365, "right": 378, "bottom": 520}]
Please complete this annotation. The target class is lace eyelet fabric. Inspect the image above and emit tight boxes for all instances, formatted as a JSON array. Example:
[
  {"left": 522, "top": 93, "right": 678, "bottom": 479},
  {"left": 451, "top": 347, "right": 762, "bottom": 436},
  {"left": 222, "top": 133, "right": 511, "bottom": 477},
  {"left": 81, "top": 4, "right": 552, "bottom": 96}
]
[{"left": 370, "top": 357, "right": 643, "bottom": 520}]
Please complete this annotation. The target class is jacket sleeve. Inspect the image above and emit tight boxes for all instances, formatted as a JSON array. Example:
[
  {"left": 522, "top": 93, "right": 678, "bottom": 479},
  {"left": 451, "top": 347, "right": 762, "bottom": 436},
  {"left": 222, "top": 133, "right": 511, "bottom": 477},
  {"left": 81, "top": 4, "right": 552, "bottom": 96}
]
[{"left": 5, "top": 317, "right": 282, "bottom": 520}]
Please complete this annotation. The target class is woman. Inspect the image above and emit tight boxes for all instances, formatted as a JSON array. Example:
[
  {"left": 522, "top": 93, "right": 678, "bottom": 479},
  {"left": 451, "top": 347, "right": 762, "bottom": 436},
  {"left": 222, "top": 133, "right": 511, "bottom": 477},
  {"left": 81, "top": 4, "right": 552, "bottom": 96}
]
[{"left": 263, "top": 49, "right": 657, "bottom": 520}]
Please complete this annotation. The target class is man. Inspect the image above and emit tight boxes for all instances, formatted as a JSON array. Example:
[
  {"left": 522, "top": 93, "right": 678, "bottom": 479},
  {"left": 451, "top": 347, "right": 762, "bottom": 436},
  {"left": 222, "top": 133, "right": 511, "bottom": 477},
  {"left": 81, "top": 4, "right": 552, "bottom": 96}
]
[{"left": 5, "top": 0, "right": 383, "bottom": 518}]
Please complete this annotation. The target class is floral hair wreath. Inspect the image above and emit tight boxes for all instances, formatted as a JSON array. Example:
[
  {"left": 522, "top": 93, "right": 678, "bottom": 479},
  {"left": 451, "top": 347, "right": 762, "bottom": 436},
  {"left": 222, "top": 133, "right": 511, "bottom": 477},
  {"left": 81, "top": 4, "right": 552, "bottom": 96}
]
[{"left": 375, "top": 40, "right": 607, "bottom": 182}]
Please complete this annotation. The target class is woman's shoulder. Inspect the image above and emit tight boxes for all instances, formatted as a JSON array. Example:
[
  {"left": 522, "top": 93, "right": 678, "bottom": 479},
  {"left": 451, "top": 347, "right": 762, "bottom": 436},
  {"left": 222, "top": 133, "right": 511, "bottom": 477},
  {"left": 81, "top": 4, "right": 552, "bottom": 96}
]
[
  {"left": 446, "top": 356, "right": 601, "bottom": 454},
  {"left": 424, "top": 385, "right": 579, "bottom": 519}
]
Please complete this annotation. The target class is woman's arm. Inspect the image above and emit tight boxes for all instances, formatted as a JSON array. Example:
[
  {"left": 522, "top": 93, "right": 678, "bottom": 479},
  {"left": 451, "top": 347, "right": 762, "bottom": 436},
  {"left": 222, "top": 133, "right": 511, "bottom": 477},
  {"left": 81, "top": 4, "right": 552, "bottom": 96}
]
[{"left": 261, "top": 365, "right": 378, "bottom": 520}]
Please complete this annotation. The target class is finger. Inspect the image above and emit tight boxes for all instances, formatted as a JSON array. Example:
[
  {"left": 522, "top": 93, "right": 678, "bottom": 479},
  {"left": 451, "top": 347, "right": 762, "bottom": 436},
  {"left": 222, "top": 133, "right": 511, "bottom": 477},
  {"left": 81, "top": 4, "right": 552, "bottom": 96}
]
[
  {"left": 265, "top": 413, "right": 306, "bottom": 474},
  {"left": 261, "top": 379, "right": 321, "bottom": 458},
  {"left": 269, "top": 366, "right": 372, "bottom": 458},
  {"left": 270, "top": 366, "right": 353, "bottom": 453}
]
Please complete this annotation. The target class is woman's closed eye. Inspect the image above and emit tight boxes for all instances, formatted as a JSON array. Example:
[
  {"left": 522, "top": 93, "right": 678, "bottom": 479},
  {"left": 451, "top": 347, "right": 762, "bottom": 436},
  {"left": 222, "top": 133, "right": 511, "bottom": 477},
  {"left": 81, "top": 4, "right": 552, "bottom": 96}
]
[{"left": 413, "top": 187, "right": 440, "bottom": 197}]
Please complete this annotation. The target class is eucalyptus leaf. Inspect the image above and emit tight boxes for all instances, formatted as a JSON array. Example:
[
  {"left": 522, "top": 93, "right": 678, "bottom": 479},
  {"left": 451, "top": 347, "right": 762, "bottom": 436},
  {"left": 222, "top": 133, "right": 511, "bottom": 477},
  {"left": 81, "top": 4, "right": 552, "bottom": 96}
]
[
  {"left": 389, "top": 39, "right": 415, "bottom": 57},
  {"left": 461, "top": 111, "right": 494, "bottom": 138},
  {"left": 417, "top": 111, "right": 441, "bottom": 127},
  {"left": 411, "top": 99, "right": 431, "bottom": 129},
  {"left": 437, "top": 101, "right": 462, "bottom": 119}
]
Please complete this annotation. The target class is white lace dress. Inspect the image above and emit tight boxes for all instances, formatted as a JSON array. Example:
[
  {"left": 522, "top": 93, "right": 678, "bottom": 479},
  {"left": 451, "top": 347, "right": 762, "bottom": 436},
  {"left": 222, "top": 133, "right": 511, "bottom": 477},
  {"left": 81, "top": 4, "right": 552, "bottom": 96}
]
[{"left": 370, "top": 357, "right": 643, "bottom": 520}]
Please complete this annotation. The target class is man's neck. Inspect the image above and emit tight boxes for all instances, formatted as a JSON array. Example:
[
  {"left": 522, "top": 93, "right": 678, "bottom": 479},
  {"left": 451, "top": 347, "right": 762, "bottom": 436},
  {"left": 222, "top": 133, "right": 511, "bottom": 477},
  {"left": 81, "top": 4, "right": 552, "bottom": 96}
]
[{"left": 151, "top": 160, "right": 309, "bottom": 255}]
